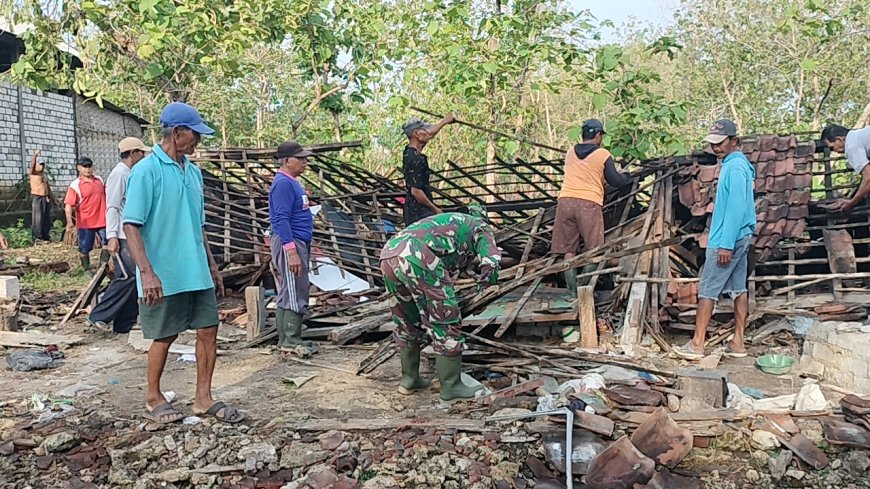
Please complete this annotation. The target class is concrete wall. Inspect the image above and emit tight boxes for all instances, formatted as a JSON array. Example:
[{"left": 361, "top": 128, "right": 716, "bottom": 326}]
[
  {"left": 75, "top": 94, "right": 145, "bottom": 178},
  {"left": 800, "top": 321, "right": 870, "bottom": 393}
]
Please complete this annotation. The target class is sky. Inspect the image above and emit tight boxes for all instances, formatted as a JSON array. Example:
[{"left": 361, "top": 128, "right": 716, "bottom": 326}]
[{"left": 569, "top": 0, "right": 679, "bottom": 41}]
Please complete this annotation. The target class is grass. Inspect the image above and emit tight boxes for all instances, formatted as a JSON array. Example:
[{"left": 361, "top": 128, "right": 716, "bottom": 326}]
[{"left": 21, "top": 270, "right": 90, "bottom": 294}]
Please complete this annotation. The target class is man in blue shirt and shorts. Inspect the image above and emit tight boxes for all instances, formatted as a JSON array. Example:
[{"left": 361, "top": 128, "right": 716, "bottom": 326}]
[
  {"left": 675, "top": 119, "right": 756, "bottom": 360},
  {"left": 124, "top": 102, "right": 244, "bottom": 424}
]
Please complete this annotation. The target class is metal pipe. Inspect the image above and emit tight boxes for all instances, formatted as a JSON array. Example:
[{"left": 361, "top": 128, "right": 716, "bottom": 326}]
[{"left": 486, "top": 407, "right": 574, "bottom": 489}]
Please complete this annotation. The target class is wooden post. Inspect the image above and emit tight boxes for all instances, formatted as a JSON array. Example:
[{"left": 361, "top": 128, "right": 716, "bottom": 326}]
[
  {"left": 0, "top": 300, "right": 18, "bottom": 331},
  {"left": 577, "top": 285, "right": 598, "bottom": 348},
  {"left": 245, "top": 286, "right": 265, "bottom": 341}
]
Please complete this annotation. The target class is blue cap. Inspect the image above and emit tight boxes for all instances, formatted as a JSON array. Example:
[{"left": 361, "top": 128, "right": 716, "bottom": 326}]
[{"left": 160, "top": 102, "right": 215, "bottom": 135}]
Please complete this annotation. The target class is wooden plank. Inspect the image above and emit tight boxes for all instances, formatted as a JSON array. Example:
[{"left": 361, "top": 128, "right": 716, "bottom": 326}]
[
  {"left": 328, "top": 312, "right": 392, "bottom": 344},
  {"left": 515, "top": 208, "right": 546, "bottom": 280},
  {"left": 0, "top": 331, "right": 84, "bottom": 348},
  {"left": 287, "top": 417, "right": 490, "bottom": 433},
  {"left": 59, "top": 261, "right": 109, "bottom": 327},
  {"left": 245, "top": 286, "right": 265, "bottom": 341},
  {"left": 578, "top": 285, "right": 598, "bottom": 348}
]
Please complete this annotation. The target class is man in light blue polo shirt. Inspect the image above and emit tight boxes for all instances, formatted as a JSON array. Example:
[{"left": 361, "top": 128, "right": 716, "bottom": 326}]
[{"left": 123, "top": 102, "right": 244, "bottom": 425}]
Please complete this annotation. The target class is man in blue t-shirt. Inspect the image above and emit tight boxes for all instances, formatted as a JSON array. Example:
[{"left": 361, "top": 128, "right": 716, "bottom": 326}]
[
  {"left": 675, "top": 119, "right": 756, "bottom": 360},
  {"left": 124, "top": 102, "right": 244, "bottom": 425},
  {"left": 269, "top": 140, "right": 316, "bottom": 350}
]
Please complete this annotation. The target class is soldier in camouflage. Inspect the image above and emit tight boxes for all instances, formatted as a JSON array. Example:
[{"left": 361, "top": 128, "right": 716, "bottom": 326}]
[{"left": 379, "top": 204, "right": 501, "bottom": 401}]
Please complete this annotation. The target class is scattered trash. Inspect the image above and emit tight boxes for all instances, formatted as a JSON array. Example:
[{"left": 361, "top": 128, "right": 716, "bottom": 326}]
[
  {"left": 6, "top": 349, "right": 64, "bottom": 371},
  {"left": 177, "top": 354, "right": 197, "bottom": 364},
  {"left": 282, "top": 375, "right": 316, "bottom": 390},
  {"left": 107, "top": 378, "right": 122, "bottom": 385},
  {"left": 794, "top": 383, "right": 828, "bottom": 411},
  {"left": 542, "top": 429, "right": 607, "bottom": 475},
  {"left": 55, "top": 383, "right": 101, "bottom": 398},
  {"left": 750, "top": 430, "right": 781, "bottom": 450},
  {"left": 182, "top": 416, "right": 202, "bottom": 425},
  {"left": 740, "top": 386, "right": 765, "bottom": 399},
  {"left": 163, "top": 391, "right": 177, "bottom": 403}
]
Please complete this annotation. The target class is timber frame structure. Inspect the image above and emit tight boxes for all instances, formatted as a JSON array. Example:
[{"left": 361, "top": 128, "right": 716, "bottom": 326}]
[{"left": 193, "top": 134, "right": 870, "bottom": 352}]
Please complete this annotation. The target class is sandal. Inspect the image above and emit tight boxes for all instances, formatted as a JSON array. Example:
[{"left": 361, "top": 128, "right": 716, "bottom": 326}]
[
  {"left": 197, "top": 401, "right": 247, "bottom": 424},
  {"left": 673, "top": 341, "right": 705, "bottom": 360},
  {"left": 86, "top": 318, "right": 112, "bottom": 334},
  {"left": 724, "top": 344, "right": 748, "bottom": 358},
  {"left": 143, "top": 402, "right": 184, "bottom": 424}
]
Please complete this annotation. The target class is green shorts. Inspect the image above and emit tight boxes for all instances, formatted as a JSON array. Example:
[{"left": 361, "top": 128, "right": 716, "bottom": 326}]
[{"left": 140, "top": 288, "right": 219, "bottom": 340}]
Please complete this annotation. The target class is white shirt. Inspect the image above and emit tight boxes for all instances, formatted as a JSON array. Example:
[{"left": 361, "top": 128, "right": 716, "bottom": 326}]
[{"left": 105, "top": 162, "right": 132, "bottom": 240}]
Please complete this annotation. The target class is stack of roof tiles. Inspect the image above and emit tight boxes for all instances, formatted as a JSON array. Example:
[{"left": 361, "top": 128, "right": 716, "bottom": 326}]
[{"left": 676, "top": 135, "right": 814, "bottom": 260}]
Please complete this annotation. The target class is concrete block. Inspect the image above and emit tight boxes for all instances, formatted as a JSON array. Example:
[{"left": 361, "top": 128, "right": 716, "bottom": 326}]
[{"left": 0, "top": 276, "right": 20, "bottom": 299}]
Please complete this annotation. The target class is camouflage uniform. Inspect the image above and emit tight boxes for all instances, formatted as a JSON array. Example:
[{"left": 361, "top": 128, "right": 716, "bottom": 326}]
[{"left": 379, "top": 213, "right": 501, "bottom": 356}]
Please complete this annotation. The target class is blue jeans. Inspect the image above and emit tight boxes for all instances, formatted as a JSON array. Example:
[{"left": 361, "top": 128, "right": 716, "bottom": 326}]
[
  {"left": 698, "top": 236, "right": 751, "bottom": 301},
  {"left": 77, "top": 228, "right": 106, "bottom": 254}
]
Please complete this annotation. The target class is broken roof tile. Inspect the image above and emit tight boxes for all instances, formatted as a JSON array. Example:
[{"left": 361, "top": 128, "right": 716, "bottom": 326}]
[
  {"left": 795, "top": 143, "right": 815, "bottom": 157},
  {"left": 774, "top": 157, "right": 795, "bottom": 176},
  {"left": 788, "top": 206, "right": 809, "bottom": 219},
  {"left": 767, "top": 204, "right": 788, "bottom": 222},
  {"left": 787, "top": 190, "right": 810, "bottom": 206},
  {"left": 759, "top": 136, "right": 777, "bottom": 152},
  {"left": 783, "top": 219, "right": 807, "bottom": 238},
  {"left": 756, "top": 150, "right": 778, "bottom": 162},
  {"left": 755, "top": 161, "right": 773, "bottom": 180},
  {"left": 776, "top": 135, "right": 798, "bottom": 152},
  {"left": 793, "top": 173, "right": 813, "bottom": 189},
  {"left": 697, "top": 164, "right": 720, "bottom": 184}
]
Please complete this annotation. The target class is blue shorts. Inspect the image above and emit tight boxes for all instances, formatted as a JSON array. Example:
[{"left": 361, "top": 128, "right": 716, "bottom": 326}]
[
  {"left": 78, "top": 228, "right": 107, "bottom": 254},
  {"left": 698, "top": 236, "right": 751, "bottom": 301}
]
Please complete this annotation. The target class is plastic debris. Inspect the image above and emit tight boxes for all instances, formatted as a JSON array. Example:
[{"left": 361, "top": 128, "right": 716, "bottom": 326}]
[
  {"left": 282, "top": 375, "right": 316, "bottom": 390},
  {"left": 794, "top": 383, "right": 828, "bottom": 411},
  {"left": 182, "top": 416, "right": 203, "bottom": 425},
  {"left": 740, "top": 386, "right": 765, "bottom": 399},
  {"left": 6, "top": 349, "right": 64, "bottom": 371},
  {"left": 177, "top": 354, "right": 197, "bottom": 363}
]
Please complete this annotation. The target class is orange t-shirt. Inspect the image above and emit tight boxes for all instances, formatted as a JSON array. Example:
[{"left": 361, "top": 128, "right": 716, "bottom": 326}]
[
  {"left": 64, "top": 176, "right": 107, "bottom": 229},
  {"left": 558, "top": 147, "right": 611, "bottom": 206}
]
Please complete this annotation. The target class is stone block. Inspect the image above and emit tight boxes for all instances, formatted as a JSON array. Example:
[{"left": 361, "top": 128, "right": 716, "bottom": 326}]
[{"left": 0, "top": 276, "right": 20, "bottom": 299}]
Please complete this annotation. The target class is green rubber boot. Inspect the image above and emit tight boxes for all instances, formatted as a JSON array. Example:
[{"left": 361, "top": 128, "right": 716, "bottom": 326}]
[
  {"left": 435, "top": 355, "right": 482, "bottom": 402},
  {"left": 275, "top": 308, "right": 287, "bottom": 348},
  {"left": 398, "top": 347, "right": 430, "bottom": 395},
  {"left": 563, "top": 268, "right": 577, "bottom": 292},
  {"left": 285, "top": 310, "right": 315, "bottom": 348},
  {"left": 80, "top": 254, "right": 92, "bottom": 277}
]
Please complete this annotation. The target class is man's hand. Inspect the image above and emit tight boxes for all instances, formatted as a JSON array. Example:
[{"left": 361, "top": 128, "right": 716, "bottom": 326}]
[
  {"left": 34, "top": 149, "right": 41, "bottom": 158},
  {"left": 717, "top": 248, "right": 733, "bottom": 267},
  {"left": 141, "top": 270, "right": 164, "bottom": 306},
  {"left": 434, "top": 207, "right": 444, "bottom": 215},
  {"left": 286, "top": 248, "right": 303, "bottom": 276},
  {"left": 107, "top": 237, "right": 120, "bottom": 255},
  {"left": 211, "top": 265, "right": 225, "bottom": 297},
  {"left": 443, "top": 114, "right": 456, "bottom": 125},
  {"left": 822, "top": 198, "right": 853, "bottom": 213},
  {"left": 479, "top": 264, "right": 499, "bottom": 285}
]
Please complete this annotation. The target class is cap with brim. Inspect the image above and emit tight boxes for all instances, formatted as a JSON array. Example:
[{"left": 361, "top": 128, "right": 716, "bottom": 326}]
[
  {"left": 702, "top": 118, "right": 738, "bottom": 145},
  {"left": 582, "top": 118, "right": 606, "bottom": 136},
  {"left": 276, "top": 140, "right": 314, "bottom": 159},
  {"left": 160, "top": 102, "right": 215, "bottom": 136},
  {"left": 79, "top": 161, "right": 93, "bottom": 167},
  {"left": 702, "top": 134, "right": 729, "bottom": 145},
  {"left": 118, "top": 137, "right": 150, "bottom": 153}
]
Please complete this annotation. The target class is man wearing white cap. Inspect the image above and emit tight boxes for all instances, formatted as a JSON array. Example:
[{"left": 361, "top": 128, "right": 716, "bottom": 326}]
[{"left": 87, "top": 137, "right": 150, "bottom": 333}]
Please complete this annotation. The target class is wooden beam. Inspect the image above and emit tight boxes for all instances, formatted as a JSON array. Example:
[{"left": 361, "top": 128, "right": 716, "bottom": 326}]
[
  {"left": 578, "top": 285, "right": 598, "bottom": 348},
  {"left": 245, "top": 286, "right": 265, "bottom": 341}
]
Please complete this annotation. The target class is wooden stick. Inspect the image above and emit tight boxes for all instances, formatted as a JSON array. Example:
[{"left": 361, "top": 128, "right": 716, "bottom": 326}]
[{"left": 411, "top": 106, "right": 565, "bottom": 153}]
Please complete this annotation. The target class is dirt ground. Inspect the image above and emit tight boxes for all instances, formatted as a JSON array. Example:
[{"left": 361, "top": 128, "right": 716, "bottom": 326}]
[{"left": 1, "top": 242, "right": 868, "bottom": 488}]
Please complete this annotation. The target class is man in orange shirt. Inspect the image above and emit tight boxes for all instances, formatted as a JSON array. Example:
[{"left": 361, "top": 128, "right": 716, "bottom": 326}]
[
  {"left": 551, "top": 119, "right": 632, "bottom": 289},
  {"left": 64, "top": 157, "right": 109, "bottom": 275}
]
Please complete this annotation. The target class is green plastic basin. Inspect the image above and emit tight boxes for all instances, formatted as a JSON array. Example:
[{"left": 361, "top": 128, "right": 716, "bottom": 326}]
[{"left": 756, "top": 354, "right": 795, "bottom": 375}]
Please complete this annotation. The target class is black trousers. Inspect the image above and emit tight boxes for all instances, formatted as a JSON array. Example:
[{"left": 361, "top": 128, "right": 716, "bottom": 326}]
[
  {"left": 31, "top": 195, "right": 51, "bottom": 241},
  {"left": 89, "top": 239, "right": 139, "bottom": 333}
]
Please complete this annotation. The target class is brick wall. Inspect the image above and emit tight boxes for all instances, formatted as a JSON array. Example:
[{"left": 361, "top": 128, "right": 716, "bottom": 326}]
[
  {"left": 75, "top": 95, "right": 146, "bottom": 178},
  {"left": 0, "top": 81, "right": 144, "bottom": 194},
  {"left": 22, "top": 87, "right": 77, "bottom": 192}
]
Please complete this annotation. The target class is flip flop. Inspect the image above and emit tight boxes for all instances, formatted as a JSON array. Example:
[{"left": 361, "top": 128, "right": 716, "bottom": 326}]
[
  {"left": 143, "top": 402, "right": 184, "bottom": 424},
  {"left": 198, "top": 401, "right": 247, "bottom": 424},
  {"left": 86, "top": 318, "right": 112, "bottom": 334},
  {"left": 724, "top": 344, "right": 748, "bottom": 358},
  {"left": 673, "top": 342, "right": 705, "bottom": 360}
]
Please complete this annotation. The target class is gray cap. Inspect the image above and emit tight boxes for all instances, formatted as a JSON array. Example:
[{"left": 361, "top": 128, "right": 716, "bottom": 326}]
[
  {"left": 402, "top": 118, "right": 434, "bottom": 138},
  {"left": 702, "top": 119, "right": 738, "bottom": 144},
  {"left": 582, "top": 119, "right": 606, "bottom": 139}
]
